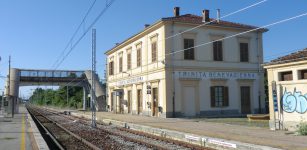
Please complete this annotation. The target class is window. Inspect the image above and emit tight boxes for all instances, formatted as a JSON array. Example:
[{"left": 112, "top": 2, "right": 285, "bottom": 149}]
[
  {"left": 119, "top": 56, "right": 123, "bottom": 72},
  {"left": 299, "top": 69, "right": 307, "bottom": 79},
  {"left": 280, "top": 71, "right": 293, "bottom": 81},
  {"left": 137, "top": 48, "right": 142, "bottom": 67},
  {"left": 213, "top": 41, "right": 223, "bottom": 61},
  {"left": 184, "top": 39, "right": 194, "bottom": 60},
  {"left": 240, "top": 43, "right": 249, "bottom": 62},
  {"left": 151, "top": 42, "right": 157, "bottom": 62},
  {"left": 127, "top": 53, "right": 131, "bottom": 70},
  {"left": 109, "top": 61, "right": 114, "bottom": 75},
  {"left": 210, "top": 86, "right": 229, "bottom": 107}
]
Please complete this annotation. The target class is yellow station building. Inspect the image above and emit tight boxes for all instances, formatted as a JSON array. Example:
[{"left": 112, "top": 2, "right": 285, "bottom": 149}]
[
  {"left": 264, "top": 49, "right": 307, "bottom": 130},
  {"left": 105, "top": 8, "right": 267, "bottom": 118}
]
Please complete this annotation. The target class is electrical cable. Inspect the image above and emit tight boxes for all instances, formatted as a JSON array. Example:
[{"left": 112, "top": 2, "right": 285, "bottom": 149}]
[
  {"left": 51, "top": 0, "right": 98, "bottom": 69},
  {"left": 54, "top": 0, "right": 116, "bottom": 70}
]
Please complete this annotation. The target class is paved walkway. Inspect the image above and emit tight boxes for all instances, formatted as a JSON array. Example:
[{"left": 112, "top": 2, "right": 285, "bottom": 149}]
[
  {"left": 75, "top": 111, "right": 307, "bottom": 150},
  {"left": 0, "top": 106, "right": 33, "bottom": 150}
]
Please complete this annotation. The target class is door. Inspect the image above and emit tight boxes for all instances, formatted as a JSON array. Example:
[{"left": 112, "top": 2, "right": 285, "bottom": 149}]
[
  {"left": 127, "top": 90, "right": 132, "bottom": 113},
  {"left": 152, "top": 88, "right": 158, "bottom": 116},
  {"left": 241, "top": 86, "right": 251, "bottom": 114},
  {"left": 183, "top": 86, "right": 196, "bottom": 116},
  {"left": 137, "top": 89, "right": 142, "bottom": 114},
  {"left": 119, "top": 92, "right": 124, "bottom": 114},
  {"left": 111, "top": 92, "right": 114, "bottom": 112}
]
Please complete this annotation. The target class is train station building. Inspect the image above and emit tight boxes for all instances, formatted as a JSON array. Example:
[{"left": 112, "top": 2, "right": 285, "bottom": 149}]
[{"left": 105, "top": 8, "right": 267, "bottom": 118}]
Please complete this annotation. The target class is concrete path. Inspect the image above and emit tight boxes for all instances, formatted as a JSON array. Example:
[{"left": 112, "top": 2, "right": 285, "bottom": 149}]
[
  {"left": 75, "top": 111, "right": 307, "bottom": 150},
  {"left": 0, "top": 106, "right": 33, "bottom": 150}
]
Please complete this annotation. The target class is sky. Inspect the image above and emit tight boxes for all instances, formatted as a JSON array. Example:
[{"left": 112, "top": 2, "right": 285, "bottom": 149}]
[{"left": 0, "top": 0, "right": 306, "bottom": 98}]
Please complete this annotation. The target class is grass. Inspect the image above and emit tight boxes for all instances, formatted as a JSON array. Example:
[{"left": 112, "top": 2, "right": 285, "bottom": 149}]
[
  {"left": 0, "top": 137, "right": 16, "bottom": 140},
  {"left": 196, "top": 118, "right": 269, "bottom": 128},
  {"left": 297, "top": 122, "right": 307, "bottom": 135}
]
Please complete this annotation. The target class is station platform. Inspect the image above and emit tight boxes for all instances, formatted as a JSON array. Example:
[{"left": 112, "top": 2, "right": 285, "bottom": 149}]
[
  {"left": 0, "top": 105, "right": 48, "bottom": 150},
  {"left": 66, "top": 110, "right": 307, "bottom": 150}
]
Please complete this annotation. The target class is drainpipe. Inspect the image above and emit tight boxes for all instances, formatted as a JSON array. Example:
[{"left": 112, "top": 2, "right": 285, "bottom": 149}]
[
  {"left": 146, "top": 34, "right": 150, "bottom": 116},
  {"left": 171, "top": 21, "right": 176, "bottom": 118},
  {"left": 257, "top": 31, "right": 261, "bottom": 114},
  {"left": 105, "top": 57, "right": 108, "bottom": 111}
]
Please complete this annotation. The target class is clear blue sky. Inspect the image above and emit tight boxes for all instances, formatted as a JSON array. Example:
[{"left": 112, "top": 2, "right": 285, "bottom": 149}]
[{"left": 0, "top": 0, "right": 306, "bottom": 98}]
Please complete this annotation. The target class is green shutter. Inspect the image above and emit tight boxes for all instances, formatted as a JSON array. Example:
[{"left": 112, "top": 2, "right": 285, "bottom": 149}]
[
  {"left": 223, "top": 86, "right": 229, "bottom": 106},
  {"left": 211, "top": 87, "right": 215, "bottom": 107}
]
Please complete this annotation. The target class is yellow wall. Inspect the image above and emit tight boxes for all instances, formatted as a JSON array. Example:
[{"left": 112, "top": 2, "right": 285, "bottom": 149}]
[{"left": 265, "top": 60, "right": 307, "bottom": 130}]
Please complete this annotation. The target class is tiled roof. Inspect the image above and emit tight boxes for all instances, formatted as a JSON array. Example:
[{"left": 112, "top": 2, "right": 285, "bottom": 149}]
[
  {"left": 266, "top": 48, "right": 307, "bottom": 65},
  {"left": 105, "top": 14, "right": 267, "bottom": 54},
  {"left": 162, "top": 14, "right": 261, "bottom": 30}
]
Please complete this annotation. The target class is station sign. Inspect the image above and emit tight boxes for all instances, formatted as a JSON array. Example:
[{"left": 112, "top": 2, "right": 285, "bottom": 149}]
[
  {"left": 272, "top": 81, "right": 278, "bottom": 112},
  {"left": 116, "top": 76, "right": 144, "bottom": 86},
  {"left": 176, "top": 71, "right": 258, "bottom": 80}
]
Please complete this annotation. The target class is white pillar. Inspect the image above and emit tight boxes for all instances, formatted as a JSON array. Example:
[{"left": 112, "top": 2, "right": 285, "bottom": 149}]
[{"left": 83, "top": 87, "right": 86, "bottom": 110}]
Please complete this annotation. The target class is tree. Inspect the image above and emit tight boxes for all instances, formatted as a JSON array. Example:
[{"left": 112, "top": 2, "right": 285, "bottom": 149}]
[{"left": 30, "top": 86, "right": 83, "bottom": 109}]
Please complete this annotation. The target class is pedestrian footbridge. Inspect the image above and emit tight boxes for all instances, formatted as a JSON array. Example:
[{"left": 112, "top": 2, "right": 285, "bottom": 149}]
[{"left": 4, "top": 68, "right": 106, "bottom": 114}]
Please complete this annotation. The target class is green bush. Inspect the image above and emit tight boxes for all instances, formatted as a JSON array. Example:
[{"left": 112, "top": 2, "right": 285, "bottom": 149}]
[{"left": 298, "top": 122, "right": 307, "bottom": 135}]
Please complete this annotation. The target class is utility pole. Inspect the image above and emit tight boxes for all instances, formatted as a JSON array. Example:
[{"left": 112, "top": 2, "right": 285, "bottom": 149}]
[
  {"left": 8, "top": 56, "right": 14, "bottom": 118},
  {"left": 1, "top": 91, "right": 4, "bottom": 111},
  {"left": 91, "top": 28, "right": 97, "bottom": 128}
]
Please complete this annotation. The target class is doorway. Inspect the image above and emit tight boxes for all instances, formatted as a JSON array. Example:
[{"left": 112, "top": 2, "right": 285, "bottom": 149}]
[
  {"left": 137, "top": 89, "right": 142, "bottom": 114},
  {"left": 119, "top": 92, "right": 124, "bottom": 114},
  {"left": 183, "top": 86, "right": 196, "bottom": 116},
  {"left": 127, "top": 90, "right": 132, "bottom": 113},
  {"left": 241, "top": 86, "right": 251, "bottom": 114},
  {"left": 110, "top": 92, "right": 115, "bottom": 112},
  {"left": 152, "top": 88, "right": 158, "bottom": 117}
]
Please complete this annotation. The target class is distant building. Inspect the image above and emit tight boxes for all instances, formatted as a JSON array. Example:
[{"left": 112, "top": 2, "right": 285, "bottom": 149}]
[
  {"left": 105, "top": 7, "right": 267, "bottom": 118},
  {"left": 264, "top": 49, "right": 307, "bottom": 130}
]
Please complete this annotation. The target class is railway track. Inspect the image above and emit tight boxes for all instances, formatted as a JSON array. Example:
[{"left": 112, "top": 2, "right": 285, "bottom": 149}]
[{"left": 27, "top": 104, "right": 211, "bottom": 150}]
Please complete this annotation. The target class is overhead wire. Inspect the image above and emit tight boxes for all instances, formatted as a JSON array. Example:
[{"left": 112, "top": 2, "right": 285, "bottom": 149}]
[
  {"left": 110, "top": 12, "right": 307, "bottom": 77},
  {"left": 109, "top": 0, "right": 267, "bottom": 55},
  {"left": 54, "top": 0, "right": 116, "bottom": 70},
  {"left": 106, "top": 0, "right": 268, "bottom": 72},
  {"left": 164, "top": 12, "right": 307, "bottom": 57},
  {"left": 51, "top": 0, "right": 98, "bottom": 68}
]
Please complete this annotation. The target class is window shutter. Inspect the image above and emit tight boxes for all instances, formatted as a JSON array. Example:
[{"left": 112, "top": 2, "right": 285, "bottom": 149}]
[
  {"left": 210, "top": 87, "right": 215, "bottom": 107},
  {"left": 184, "top": 39, "right": 188, "bottom": 59},
  {"left": 218, "top": 41, "right": 223, "bottom": 61},
  {"left": 152, "top": 42, "right": 157, "bottom": 62},
  {"left": 189, "top": 39, "right": 194, "bottom": 60},
  {"left": 213, "top": 41, "right": 223, "bottom": 61},
  {"left": 127, "top": 53, "right": 131, "bottom": 70},
  {"left": 303, "top": 70, "right": 307, "bottom": 79},
  {"left": 223, "top": 87, "right": 229, "bottom": 106},
  {"left": 240, "top": 43, "right": 248, "bottom": 62},
  {"left": 213, "top": 42, "right": 217, "bottom": 60},
  {"left": 184, "top": 39, "right": 194, "bottom": 60}
]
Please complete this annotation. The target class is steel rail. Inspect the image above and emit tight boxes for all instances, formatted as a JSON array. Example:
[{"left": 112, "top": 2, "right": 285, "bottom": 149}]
[
  {"left": 27, "top": 105, "right": 101, "bottom": 150},
  {"left": 36, "top": 106, "right": 209, "bottom": 150},
  {"left": 27, "top": 106, "right": 65, "bottom": 150}
]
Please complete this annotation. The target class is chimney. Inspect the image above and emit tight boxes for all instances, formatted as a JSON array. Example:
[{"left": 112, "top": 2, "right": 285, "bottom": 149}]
[
  {"left": 144, "top": 24, "right": 150, "bottom": 28},
  {"left": 202, "top": 9, "right": 210, "bottom": 22},
  {"left": 173, "top": 7, "right": 180, "bottom": 17},
  {"left": 216, "top": 9, "right": 220, "bottom": 23}
]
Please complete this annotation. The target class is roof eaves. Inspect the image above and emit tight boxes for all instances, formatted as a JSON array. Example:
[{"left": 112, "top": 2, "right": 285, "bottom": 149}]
[
  {"left": 104, "top": 19, "right": 164, "bottom": 55},
  {"left": 264, "top": 57, "right": 307, "bottom": 67}
]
